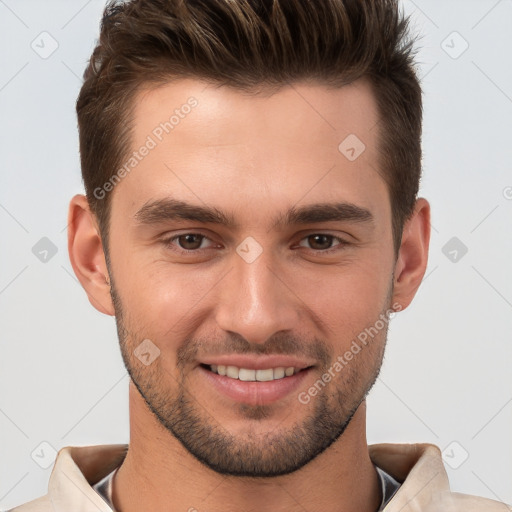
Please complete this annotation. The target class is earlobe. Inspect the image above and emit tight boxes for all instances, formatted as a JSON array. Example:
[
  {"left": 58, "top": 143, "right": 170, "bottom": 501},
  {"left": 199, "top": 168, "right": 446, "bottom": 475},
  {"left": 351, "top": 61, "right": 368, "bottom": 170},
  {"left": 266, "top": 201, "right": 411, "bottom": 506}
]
[
  {"left": 391, "top": 198, "right": 431, "bottom": 311},
  {"left": 67, "top": 194, "right": 115, "bottom": 316}
]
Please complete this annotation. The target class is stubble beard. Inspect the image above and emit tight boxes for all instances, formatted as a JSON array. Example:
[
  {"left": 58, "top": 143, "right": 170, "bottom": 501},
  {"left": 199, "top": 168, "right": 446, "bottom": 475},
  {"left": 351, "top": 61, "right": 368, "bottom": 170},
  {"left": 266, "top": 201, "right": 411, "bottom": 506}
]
[{"left": 110, "top": 281, "right": 388, "bottom": 477}]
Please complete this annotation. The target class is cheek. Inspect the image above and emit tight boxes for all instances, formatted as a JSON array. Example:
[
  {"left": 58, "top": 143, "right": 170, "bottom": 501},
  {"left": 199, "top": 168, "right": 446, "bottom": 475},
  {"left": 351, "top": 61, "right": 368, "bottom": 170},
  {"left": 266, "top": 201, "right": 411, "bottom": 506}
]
[
  {"left": 290, "top": 257, "right": 393, "bottom": 342},
  {"left": 113, "top": 248, "right": 220, "bottom": 337}
]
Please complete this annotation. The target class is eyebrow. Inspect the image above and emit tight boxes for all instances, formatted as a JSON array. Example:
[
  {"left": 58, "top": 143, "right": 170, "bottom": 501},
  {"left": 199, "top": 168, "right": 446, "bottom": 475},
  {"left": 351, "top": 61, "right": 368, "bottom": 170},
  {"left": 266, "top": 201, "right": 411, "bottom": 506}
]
[{"left": 134, "top": 198, "right": 374, "bottom": 229}]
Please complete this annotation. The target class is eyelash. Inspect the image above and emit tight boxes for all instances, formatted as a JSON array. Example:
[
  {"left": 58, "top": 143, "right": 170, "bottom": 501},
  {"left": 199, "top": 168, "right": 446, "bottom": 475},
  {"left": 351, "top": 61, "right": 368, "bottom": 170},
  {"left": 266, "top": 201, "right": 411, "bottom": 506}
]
[{"left": 161, "top": 232, "right": 350, "bottom": 254}]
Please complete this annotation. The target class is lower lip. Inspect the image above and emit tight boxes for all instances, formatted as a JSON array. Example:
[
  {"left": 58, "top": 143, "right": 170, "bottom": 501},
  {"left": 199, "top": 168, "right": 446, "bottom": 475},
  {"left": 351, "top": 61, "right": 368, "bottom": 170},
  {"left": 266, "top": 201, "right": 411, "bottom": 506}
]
[{"left": 198, "top": 366, "right": 312, "bottom": 405}]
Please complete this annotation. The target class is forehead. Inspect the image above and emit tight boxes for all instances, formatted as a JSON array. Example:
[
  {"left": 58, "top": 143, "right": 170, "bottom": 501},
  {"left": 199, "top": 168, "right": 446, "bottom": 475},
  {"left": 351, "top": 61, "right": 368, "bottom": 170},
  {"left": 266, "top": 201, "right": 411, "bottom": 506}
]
[
  {"left": 132, "top": 78, "right": 379, "bottom": 151},
  {"left": 111, "top": 78, "right": 388, "bottom": 226}
]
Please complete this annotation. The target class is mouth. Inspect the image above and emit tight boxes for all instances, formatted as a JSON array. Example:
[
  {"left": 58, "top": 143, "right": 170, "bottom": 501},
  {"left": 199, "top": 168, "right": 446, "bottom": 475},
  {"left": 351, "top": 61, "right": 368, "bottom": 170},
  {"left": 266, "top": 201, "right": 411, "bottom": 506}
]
[
  {"left": 197, "top": 358, "right": 315, "bottom": 405},
  {"left": 201, "top": 364, "right": 304, "bottom": 382}
]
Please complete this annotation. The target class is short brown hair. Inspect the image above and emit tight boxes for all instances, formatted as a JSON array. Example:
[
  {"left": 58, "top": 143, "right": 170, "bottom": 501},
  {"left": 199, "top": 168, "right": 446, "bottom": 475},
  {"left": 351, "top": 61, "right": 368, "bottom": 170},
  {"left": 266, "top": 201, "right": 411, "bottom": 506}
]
[{"left": 77, "top": 0, "right": 422, "bottom": 255}]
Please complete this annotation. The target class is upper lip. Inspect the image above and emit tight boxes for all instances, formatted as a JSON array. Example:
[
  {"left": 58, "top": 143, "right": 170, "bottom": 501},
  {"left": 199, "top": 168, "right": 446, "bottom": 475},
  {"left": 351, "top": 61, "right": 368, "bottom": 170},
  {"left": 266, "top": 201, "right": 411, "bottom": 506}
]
[{"left": 198, "top": 355, "right": 315, "bottom": 371}]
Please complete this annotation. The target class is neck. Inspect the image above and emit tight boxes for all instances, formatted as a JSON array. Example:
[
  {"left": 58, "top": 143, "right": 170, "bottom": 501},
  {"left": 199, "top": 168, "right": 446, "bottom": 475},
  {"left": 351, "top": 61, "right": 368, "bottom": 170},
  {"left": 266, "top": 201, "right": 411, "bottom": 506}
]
[{"left": 113, "top": 382, "right": 381, "bottom": 512}]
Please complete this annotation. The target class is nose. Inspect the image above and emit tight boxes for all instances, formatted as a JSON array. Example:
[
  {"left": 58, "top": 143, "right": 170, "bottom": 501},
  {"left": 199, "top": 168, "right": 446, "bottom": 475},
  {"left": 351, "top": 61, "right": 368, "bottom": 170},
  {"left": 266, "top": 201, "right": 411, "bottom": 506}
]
[{"left": 214, "top": 250, "right": 300, "bottom": 345}]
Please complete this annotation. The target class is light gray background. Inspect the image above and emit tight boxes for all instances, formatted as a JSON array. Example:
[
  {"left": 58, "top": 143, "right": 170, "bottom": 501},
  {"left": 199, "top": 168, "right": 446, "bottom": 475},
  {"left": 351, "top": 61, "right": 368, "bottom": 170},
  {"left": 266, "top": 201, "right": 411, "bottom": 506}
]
[{"left": 1, "top": 0, "right": 511, "bottom": 509}]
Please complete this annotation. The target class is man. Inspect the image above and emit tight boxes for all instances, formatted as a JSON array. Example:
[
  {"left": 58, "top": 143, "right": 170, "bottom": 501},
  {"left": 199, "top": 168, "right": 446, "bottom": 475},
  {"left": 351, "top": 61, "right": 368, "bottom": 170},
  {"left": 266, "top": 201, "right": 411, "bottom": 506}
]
[{"left": 7, "top": 0, "right": 510, "bottom": 511}]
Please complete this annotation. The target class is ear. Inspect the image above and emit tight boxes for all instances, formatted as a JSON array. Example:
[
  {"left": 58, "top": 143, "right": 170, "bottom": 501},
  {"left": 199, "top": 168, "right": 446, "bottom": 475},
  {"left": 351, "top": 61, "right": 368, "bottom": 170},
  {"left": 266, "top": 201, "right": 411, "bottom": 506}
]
[
  {"left": 391, "top": 198, "right": 431, "bottom": 311},
  {"left": 67, "top": 194, "right": 115, "bottom": 316}
]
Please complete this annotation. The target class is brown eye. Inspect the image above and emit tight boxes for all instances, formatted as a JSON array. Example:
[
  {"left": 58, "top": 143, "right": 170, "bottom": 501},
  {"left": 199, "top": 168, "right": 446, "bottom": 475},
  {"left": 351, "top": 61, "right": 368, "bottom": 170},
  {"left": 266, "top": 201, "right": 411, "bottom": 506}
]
[
  {"left": 297, "top": 234, "right": 348, "bottom": 253},
  {"left": 305, "top": 234, "right": 336, "bottom": 250},
  {"left": 176, "top": 234, "right": 205, "bottom": 250},
  {"left": 308, "top": 234, "right": 332, "bottom": 250},
  {"left": 162, "top": 232, "right": 218, "bottom": 254}
]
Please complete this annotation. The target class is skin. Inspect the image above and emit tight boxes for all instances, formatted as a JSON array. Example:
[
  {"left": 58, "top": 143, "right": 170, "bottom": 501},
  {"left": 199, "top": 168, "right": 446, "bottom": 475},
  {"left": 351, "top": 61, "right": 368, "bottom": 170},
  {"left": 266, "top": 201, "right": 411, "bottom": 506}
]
[{"left": 68, "top": 78, "right": 430, "bottom": 512}]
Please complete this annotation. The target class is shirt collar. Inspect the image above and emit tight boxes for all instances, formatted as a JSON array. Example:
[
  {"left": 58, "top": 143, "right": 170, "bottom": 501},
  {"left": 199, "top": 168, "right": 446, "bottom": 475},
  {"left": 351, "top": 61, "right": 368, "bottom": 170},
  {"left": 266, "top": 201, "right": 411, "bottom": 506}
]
[
  {"left": 48, "top": 444, "right": 128, "bottom": 512},
  {"left": 369, "top": 443, "right": 450, "bottom": 511},
  {"left": 47, "top": 443, "right": 447, "bottom": 512}
]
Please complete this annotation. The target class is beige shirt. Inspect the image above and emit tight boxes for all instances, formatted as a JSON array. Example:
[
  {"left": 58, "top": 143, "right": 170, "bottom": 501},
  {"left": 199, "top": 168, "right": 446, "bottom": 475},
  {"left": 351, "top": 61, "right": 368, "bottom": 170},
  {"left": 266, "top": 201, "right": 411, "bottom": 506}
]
[{"left": 6, "top": 443, "right": 511, "bottom": 512}]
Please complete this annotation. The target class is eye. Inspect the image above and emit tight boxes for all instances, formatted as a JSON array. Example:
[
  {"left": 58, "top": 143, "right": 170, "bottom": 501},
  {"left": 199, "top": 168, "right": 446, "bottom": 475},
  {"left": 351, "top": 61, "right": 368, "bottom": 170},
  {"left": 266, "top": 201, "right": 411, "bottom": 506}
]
[
  {"left": 163, "top": 233, "right": 216, "bottom": 251},
  {"left": 298, "top": 234, "right": 346, "bottom": 251}
]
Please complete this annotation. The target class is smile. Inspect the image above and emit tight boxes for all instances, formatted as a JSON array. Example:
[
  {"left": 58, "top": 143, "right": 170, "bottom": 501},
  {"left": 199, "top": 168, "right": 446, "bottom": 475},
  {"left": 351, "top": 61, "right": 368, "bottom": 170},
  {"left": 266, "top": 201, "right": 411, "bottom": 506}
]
[{"left": 208, "top": 364, "right": 299, "bottom": 381}]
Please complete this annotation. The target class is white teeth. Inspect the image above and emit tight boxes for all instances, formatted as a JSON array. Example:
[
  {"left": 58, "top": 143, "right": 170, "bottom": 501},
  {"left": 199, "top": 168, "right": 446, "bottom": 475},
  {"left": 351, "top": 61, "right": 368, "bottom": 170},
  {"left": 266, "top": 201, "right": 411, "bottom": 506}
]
[
  {"left": 256, "top": 368, "right": 274, "bottom": 381},
  {"left": 226, "top": 366, "right": 239, "bottom": 379},
  {"left": 208, "top": 364, "right": 302, "bottom": 381},
  {"left": 273, "top": 367, "right": 285, "bottom": 379},
  {"left": 239, "top": 368, "right": 256, "bottom": 381}
]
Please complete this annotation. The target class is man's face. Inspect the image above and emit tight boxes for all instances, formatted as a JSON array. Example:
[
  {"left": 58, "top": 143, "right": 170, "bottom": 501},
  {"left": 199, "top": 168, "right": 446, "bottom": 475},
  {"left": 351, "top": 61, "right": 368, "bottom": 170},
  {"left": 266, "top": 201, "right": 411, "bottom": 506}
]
[{"left": 106, "top": 78, "right": 397, "bottom": 476}]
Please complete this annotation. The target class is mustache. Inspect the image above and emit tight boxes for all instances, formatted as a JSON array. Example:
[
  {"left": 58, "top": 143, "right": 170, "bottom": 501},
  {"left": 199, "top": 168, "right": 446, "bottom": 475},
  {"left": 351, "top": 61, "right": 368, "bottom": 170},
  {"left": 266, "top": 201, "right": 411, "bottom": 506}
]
[{"left": 176, "top": 331, "right": 331, "bottom": 368}]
